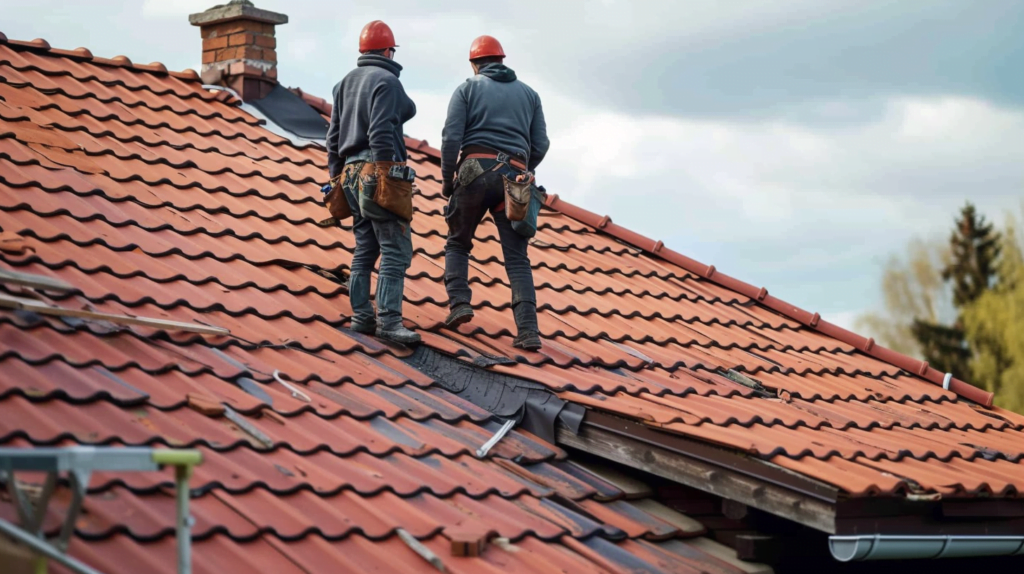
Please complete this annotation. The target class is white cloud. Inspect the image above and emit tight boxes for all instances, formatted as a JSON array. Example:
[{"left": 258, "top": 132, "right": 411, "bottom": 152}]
[
  {"left": 140, "top": 0, "right": 212, "bottom": 20},
  {"left": 413, "top": 83, "right": 1022, "bottom": 321},
  {"left": 827, "top": 310, "right": 865, "bottom": 334},
  {"left": 527, "top": 89, "right": 1023, "bottom": 244}
]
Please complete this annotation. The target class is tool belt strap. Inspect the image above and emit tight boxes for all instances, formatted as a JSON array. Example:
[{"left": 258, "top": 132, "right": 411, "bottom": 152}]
[{"left": 464, "top": 153, "right": 527, "bottom": 171}]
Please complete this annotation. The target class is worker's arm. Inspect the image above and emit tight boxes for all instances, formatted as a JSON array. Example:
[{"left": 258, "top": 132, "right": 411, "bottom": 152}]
[
  {"left": 440, "top": 86, "right": 468, "bottom": 196},
  {"left": 528, "top": 93, "right": 550, "bottom": 172},
  {"left": 367, "top": 80, "right": 404, "bottom": 163},
  {"left": 326, "top": 82, "right": 343, "bottom": 178}
]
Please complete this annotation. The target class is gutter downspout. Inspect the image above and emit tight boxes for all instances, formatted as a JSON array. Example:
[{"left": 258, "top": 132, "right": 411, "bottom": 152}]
[{"left": 830, "top": 535, "right": 1024, "bottom": 561}]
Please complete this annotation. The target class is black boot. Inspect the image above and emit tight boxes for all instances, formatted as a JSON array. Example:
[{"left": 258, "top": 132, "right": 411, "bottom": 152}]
[
  {"left": 512, "top": 331, "right": 542, "bottom": 351},
  {"left": 376, "top": 324, "right": 422, "bottom": 345},
  {"left": 444, "top": 303, "right": 475, "bottom": 328},
  {"left": 511, "top": 301, "right": 541, "bottom": 350},
  {"left": 350, "top": 319, "right": 377, "bottom": 334}
]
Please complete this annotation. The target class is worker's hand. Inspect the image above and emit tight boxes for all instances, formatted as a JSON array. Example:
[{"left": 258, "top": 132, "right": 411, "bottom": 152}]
[{"left": 442, "top": 179, "right": 455, "bottom": 197}]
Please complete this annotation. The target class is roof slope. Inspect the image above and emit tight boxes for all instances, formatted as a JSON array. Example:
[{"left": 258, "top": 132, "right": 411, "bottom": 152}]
[
  {"left": 296, "top": 74, "right": 1024, "bottom": 499},
  {"left": 0, "top": 31, "right": 1022, "bottom": 572},
  {"left": 0, "top": 37, "right": 765, "bottom": 574}
]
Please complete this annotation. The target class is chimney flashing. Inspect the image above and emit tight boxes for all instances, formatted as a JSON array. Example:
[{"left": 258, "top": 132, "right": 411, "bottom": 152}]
[{"left": 188, "top": 1, "right": 288, "bottom": 27}]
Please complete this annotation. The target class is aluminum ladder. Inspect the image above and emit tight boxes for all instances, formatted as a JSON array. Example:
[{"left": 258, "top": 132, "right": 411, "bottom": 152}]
[{"left": 0, "top": 446, "right": 202, "bottom": 574}]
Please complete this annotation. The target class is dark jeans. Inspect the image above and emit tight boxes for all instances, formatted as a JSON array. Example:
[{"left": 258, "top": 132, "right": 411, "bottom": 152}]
[
  {"left": 342, "top": 161, "right": 413, "bottom": 331},
  {"left": 444, "top": 159, "right": 538, "bottom": 334}
]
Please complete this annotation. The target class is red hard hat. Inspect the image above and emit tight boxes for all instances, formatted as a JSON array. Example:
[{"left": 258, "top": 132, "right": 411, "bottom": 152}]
[
  {"left": 469, "top": 35, "right": 505, "bottom": 60},
  {"left": 359, "top": 20, "right": 397, "bottom": 53}
]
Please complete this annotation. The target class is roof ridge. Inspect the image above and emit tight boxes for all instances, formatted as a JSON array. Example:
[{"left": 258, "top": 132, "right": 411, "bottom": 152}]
[
  {"left": 540, "top": 193, "right": 994, "bottom": 407},
  {"left": 0, "top": 31, "right": 201, "bottom": 81}
]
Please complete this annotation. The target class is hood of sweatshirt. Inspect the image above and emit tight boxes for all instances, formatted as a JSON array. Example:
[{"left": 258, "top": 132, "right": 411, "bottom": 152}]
[
  {"left": 477, "top": 62, "right": 517, "bottom": 83},
  {"left": 357, "top": 54, "right": 403, "bottom": 77}
]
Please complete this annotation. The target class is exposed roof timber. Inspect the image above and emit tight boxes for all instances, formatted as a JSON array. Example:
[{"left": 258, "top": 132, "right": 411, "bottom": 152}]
[
  {"left": 0, "top": 268, "right": 73, "bottom": 292},
  {"left": 556, "top": 415, "right": 839, "bottom": 534},
  {"left": 580, "top": 411, "right": 838, "bottom": 502},
  {"left": 0, "top": 293, "right": 230, "bottom": 336},
  {"left": 565, "top": 412, "right": 1024, "bottom": 536}
]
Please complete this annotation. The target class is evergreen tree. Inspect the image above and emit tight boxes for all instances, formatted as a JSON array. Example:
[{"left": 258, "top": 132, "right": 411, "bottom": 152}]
[
  {"left": 912, "top": 202, "right": 1000, "bottom": 379},
  {"left": 944, "top": 203, "right": 1001, "bottom": 307}
]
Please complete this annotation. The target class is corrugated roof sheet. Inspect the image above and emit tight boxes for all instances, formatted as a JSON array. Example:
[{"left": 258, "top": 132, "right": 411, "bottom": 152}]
[{"left": 0, "top": 31, "right": 1021, "bottom": 572}]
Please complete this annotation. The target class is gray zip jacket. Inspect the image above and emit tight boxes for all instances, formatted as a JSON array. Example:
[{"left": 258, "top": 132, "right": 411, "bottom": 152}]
[
  {"left": 440, "top": 63, "right": 550, "bottom": 184},
  {"left": 327, "top": 55, "right": 416, "bottom": 178}
]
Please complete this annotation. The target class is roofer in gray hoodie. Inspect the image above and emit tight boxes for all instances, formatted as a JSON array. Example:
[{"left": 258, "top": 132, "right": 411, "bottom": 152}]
[
  {"left": 326, "top": 20, "right": 420, "bottom": 345},
  {"left": 441, "top": 35, "right": 550, "bottom": 351}
]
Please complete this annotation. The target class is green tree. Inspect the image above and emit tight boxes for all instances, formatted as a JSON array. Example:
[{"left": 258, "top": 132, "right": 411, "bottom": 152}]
[
  {"left": 912, "top": 203, "right": 1000, "bottom": 379},
  {"left": 963, "top": 212, "right": 1024, "bottom": 412},
  {"left": 947, "top": 203, "right": 1002, "bottom": 307}
]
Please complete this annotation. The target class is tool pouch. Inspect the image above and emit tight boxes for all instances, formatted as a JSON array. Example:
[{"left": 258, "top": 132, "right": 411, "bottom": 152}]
[
  {"left": 322, "top": 172, "right": 352, "bottom": 221},
  {"left": 456, "top": 159, "right": 487, "bottom": 189},
  {"left": 502, "top": 172, "right": 535, "bottom": 222},
  {"left": 510, "top": 184, "right": 544, "bottom": 238},
  {"left": 371, "top": 161, "right": 416, "bottom": 221}
]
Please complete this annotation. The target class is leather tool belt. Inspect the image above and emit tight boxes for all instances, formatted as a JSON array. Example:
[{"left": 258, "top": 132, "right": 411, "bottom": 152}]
[{"left": 463, "top": 152, "right": 527, "bottom": 171}]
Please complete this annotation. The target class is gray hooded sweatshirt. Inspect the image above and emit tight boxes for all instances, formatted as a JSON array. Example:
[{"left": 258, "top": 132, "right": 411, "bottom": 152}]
[
  {"left": 327, "top": 54, "right": 416, "bottom": 178},
  {"left": 440, "top": 63, "right": 550, "bottom": 184}
]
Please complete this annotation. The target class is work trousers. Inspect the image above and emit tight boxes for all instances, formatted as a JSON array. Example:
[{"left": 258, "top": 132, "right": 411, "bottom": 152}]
[
  {"left": 444, "top": 159, "right": 538, "bottom": 334},
  {"left": 342, "top": 161, "right": 413, "bottom": 331}
]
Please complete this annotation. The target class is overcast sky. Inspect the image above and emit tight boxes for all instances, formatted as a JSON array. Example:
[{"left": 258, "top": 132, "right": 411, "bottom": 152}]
[{"left": 5, "top": 0, "right": 1023, "bottom": 333}]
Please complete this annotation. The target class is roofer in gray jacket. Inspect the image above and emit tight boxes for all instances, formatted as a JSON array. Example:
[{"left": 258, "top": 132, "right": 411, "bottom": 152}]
[
  {"left": 326, "top": 20, "right": 420, "bottom": 345},
  {"left": 441, "top": 35, "right": 550, "bottom": 351}
]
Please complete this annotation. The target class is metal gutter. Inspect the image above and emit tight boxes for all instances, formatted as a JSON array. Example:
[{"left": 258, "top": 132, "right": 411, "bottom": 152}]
[{"left": 829, "top": 535, "right": 1024, "bottom": 561}]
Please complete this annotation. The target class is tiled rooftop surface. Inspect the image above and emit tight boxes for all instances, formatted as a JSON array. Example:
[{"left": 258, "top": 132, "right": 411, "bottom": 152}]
[
  {"left": 0, "top": 33, "right": 1022, "bottom": 572},
  {"left": 0, "top": 38, "right": 764, "bottom": 574}
]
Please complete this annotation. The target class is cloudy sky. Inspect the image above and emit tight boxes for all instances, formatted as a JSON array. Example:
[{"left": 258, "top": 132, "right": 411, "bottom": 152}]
[{"left": 5, "top": 0, "right": 1022, "bottom": 333}]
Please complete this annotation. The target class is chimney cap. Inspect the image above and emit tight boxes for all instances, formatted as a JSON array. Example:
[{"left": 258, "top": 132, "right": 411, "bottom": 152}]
[{"left": 189, "top": 0, "right": 288, "bottom": 27}]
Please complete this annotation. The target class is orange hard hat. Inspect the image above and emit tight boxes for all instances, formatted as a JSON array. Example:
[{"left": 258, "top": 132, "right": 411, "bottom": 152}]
[
  {"left": 359, "top": 20, "right": 397, "bottom": 53},
  {"left": 469, "top": 35, "right": 505, "bottom": 60}
]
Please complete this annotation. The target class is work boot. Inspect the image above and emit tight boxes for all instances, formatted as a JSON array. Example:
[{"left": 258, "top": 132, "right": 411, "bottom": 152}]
[
  {"left": 444, "top": 303, "right": 475, "bottom": 328},
  {"left": 350, "top": 319, "right": 377, "bottom": 335},
  {"left": 376, "top": 324, "right": 422, "bottom": 345},
  {"left": 512, "top": 330, "right": 542, "bottom": 351}
]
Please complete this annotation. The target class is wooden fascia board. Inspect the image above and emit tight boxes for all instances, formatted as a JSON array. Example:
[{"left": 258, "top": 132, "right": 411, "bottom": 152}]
[{"left": 556, "top": 421, "right": 838, "bottom": 534}]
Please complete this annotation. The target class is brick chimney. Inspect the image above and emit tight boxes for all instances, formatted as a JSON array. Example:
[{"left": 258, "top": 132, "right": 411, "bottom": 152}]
[{"left": 188, "top": 0, "right": 287, "bottom": 101}]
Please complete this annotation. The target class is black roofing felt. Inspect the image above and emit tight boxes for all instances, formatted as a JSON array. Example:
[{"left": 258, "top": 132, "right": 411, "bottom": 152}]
[{"left": 250, "top": 84, "right": 329, "bottom": 139}]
